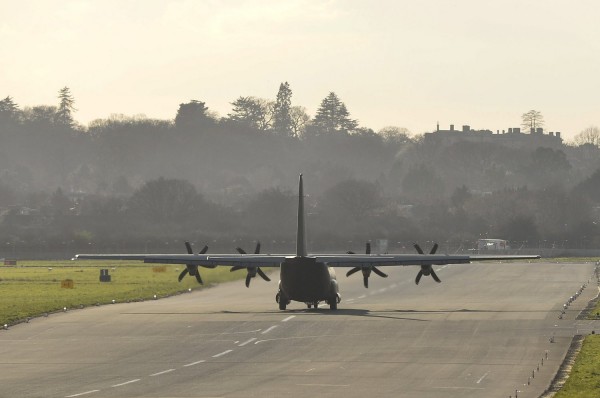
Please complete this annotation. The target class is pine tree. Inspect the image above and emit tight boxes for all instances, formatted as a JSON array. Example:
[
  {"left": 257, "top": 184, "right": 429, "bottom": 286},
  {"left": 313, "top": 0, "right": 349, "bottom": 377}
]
[
  {"left": 56, "top": 87, "right": 76, "bottom": 127},
  {"left": 0, "top": 96, "right": 20, "bottom": 121},
  {"left": 313, "top": 92, "right": 357, "bottom": 134},
  {"left": 273, "top": 82, "right": 293, "bottom": 136}
]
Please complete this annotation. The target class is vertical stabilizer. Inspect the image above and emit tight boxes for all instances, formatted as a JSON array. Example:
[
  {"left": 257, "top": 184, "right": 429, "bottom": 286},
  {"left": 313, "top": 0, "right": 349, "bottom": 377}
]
[{"left": 296, "top": 174, "right": 307, "bottom": 257}]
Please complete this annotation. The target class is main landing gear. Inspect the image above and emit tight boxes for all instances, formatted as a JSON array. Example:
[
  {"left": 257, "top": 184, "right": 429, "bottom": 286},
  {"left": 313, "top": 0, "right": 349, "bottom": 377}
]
[
  {"left": 277, "top": 292, "right": 341, "bottom": 311},
  {"left": 276, "top": 290, "right": 289, "bottom": 310}
]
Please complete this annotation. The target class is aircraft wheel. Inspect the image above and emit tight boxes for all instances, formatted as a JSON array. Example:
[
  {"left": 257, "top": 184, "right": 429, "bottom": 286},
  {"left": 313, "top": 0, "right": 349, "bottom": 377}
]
[
  {"left": 330, "top": 301, "right": 337, "bottom": 310},
  {"left": 279, "top": 300, "right": 287, "bottom": 310},
  {"left": 313, "top": 301, "right": 319, "bottom": 308},
  {"left": 306, "top": 303, "right": 312, "bottom": 309}
]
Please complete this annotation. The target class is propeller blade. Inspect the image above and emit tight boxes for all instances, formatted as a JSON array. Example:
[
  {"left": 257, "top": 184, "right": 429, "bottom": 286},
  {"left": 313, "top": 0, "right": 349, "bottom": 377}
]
[
  {"left": 178, "top": 268, "right": 189, "bottom": 282},
  {"left": 194, "top": 271, "right": 203, "bottom": 285},
  {"left": 413, "top": 243, "right": 424, "bottom": 254},
  {"left": 346, "top": 267, "right": 361, "bottom": 277},
  {"left": 366, "top": 242, "right": 371, "bottom": 255},
  {"left": 199, "top": 245, "right": 208, "bottom": 254},
  {"left": 245, "top": 273, "right": 252, "bottom": 288},
  {"left": 372, "top": 267, "right": 388, "bottom": 278},
  {"left": 257, "top": 267, "right": 271, "bottom": 281},
  {"left": 363, "top": 275, "right": 369, "bottom": 288},
  {"left": 254, "top": 242, "right": 261, "bottom": 254},
  {"left": 415, "top": 270, "right": 424, "bottom": 285},
  {"left": 236, "top": 247, "right": 247, "bottom": 254},
  {"left": 431, "top": 269, "right": 442, "bottom": 283},
  {"left": 430, "top": 243, "right": 438, "bottom": 254},
  {"left": 230, "top": 265, "right": 244, "bottom": 272},
  {"left": 185, "top": 241, "right": 193, "bottom": 254}
]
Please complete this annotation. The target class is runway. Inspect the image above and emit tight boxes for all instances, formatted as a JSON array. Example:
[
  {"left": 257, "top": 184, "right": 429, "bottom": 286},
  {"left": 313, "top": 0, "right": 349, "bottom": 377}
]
[{"left": 1, "top": 261, "right": 598, "bottom": 398}]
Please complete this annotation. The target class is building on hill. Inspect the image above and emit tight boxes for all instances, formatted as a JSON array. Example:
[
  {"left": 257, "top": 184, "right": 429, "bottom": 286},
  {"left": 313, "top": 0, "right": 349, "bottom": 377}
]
[{"left": 424, "top": 123, "right": 563, "bottom": 149}]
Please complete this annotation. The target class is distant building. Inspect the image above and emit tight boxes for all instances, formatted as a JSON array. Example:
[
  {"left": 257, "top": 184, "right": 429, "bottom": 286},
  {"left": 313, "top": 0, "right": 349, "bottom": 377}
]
[{"left": 424, "top": 123, "right": 563, "bottom": 149}]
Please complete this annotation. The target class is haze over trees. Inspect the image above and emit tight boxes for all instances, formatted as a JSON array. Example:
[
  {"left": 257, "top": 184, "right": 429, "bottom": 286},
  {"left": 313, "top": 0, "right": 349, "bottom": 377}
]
[{"left": 0, "top": 85, "right": 599, "bottom": 257}]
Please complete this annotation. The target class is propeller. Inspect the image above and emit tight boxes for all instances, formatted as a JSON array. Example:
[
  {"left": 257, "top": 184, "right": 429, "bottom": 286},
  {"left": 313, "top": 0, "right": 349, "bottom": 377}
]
[
  {"left": 413, "top": 242, "right": 441, "bottom": 285},
  {"left": 345, "top": 242, "right": 388, "bottom": 288},
  {"left": 178, "top": 241, "right": 209, "bottom": 284},
  {"left": 230, "top": 242, "right": 271, "bottom": 287}
]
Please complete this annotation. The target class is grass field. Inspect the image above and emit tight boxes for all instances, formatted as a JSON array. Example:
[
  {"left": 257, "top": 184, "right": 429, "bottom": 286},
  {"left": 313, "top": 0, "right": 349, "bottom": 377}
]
[
  {"left": 0, "top": 260, "right": 247, "bottom": 325},
  {"left": 554, "top": 335, "right": 600, "bottom": 398}
]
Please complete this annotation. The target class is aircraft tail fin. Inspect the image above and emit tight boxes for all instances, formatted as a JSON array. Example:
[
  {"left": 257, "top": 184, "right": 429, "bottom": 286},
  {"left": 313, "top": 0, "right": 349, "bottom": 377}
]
[{"left": 296, "top": 174, "right": 307, "bottom": 257}]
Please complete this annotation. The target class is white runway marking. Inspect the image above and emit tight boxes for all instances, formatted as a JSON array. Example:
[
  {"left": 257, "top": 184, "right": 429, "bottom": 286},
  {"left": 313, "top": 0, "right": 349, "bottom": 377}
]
[
  {"left": 297, "top": 383, "right": 349, "bottom": 387},
  {"left": 212, "top": 349, "right": 233, "bottom": 358},
  {"left": 111, "top": 379, "right": 140, "bottom": 387},
  {"left": 183, "top": 360, "right": 205, "bottom": 367},
  {"left": 476, "top": 371, "right": 490, "bottom": 384},
  {"left": 358, "top": 294, "right": 366, "bottom": 299},
  {"left": 238, "top": 337, "right": 257, "bottom": 346},
  {"left": 261, "top": 325, "right": 278, "bottom": 334},
  {"left": 281, "top": 315, "right": 296, "bottom": 322},
  {"left": 150, "top": 369, "right": 175, "bottom": 377},
  {"left": 65, "top": 390, "right": 99, "bottom": 397},
  {"left": 346, "top": 298, "right": 355, "bottom": 302}
]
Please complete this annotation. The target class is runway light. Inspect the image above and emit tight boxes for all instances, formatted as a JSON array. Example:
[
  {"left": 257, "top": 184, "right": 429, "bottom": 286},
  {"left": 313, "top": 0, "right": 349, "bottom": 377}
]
[
  {"left": 63, "top": 307, "right": 67, "bottom": 312},
  {"left": 153, "top": 294, "right": 157, "bottom": 300},
  {"left": 188, "top": 288, "right": 192, "bottom": 293},
  {"left": 112, "top": 299, "right": 115, "bottom": 304},
  {"left": 3, "top": 324, "right": 7, "bottom": 330}
]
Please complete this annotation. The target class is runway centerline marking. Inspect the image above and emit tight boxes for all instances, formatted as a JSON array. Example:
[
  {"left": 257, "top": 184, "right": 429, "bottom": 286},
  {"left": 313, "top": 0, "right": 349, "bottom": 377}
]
[
  {"left": 111, "top": 379, "right": 140, "bottom": 387},
  {"left": 358, "top": 294, "right": 366, "bottom": 299},
  {"left": 150, "top": 369, "right": 175, "bottom": 377},
  {"left": 65, "top": 390, "right": 100, "bottom": 397},
  {"left": 261, "top": 325, "right": 278, "bottom": 334},
  {"left": 297, "top": 383, "right": 349, "bottom": 387},
  {"left": 183, "top": 360, "right": 205, "bottom": 367},
  {"left": 239, "top": 337, "right": 257, "bottom": 346},
  {"left": 476, "top": 371, "right": 490, "bottom": 384},
  {"left": 281, "top": 315, "right": 296, "bottom": 322},
  {"left": 212, "top": 349, "right": 233, "bottom": 358}
]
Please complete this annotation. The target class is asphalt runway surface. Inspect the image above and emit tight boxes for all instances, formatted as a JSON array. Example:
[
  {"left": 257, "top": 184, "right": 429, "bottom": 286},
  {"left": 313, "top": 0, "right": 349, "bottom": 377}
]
[{"left": 1, "top": 261, "right": 599, "bottom": 398}]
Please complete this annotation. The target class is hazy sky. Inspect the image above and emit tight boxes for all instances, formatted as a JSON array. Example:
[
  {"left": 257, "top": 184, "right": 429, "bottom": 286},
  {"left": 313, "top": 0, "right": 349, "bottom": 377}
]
[{"left": 2, "top": 0, "right": 599, "bottom": 140}]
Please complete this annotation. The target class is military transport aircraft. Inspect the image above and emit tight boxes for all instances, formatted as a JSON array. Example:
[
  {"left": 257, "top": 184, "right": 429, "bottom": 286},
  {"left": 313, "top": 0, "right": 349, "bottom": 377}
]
[{"left": 76, "top": 174, "right": 540, "bottom": 310}]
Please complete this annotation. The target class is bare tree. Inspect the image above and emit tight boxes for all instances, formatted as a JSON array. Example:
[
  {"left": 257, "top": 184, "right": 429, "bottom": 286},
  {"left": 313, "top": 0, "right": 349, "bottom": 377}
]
[
  {"left": 573, "top": 125, "right": 600, "bottom": 147},
  {"left": 521, "top": 110, "right": 544, "bottom": 132},
  {"left": 289, "top": 105, "right": 310, "bottom": 138},
  {"left": 378, "top": 126, "right": 412, "bottom": 144}
]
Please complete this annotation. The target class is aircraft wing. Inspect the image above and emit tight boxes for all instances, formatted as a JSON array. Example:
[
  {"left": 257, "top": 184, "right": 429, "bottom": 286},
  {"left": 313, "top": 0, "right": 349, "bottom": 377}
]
[
  {"left": 74, "top": 254, "right": 286, "bottom": 268},
  {"left": 314, "top": 253, "right": 540, "bottom": 267}
]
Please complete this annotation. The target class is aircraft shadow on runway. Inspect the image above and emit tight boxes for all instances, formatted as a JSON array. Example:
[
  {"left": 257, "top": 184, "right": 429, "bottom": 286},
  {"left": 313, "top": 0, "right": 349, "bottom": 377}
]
[{"left": 126, "top": 306, "right": 550, "bottom": 322}]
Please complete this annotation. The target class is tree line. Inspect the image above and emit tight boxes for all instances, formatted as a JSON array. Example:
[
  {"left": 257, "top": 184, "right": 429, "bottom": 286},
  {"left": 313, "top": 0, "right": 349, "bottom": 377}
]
[{"left": 0, "top": 85, "right": 599, "bottom": 257}]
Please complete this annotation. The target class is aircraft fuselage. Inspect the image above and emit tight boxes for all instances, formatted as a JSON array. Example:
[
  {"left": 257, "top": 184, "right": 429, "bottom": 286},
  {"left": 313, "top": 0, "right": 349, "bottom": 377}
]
[{"left": 278, "top": 257, "right": 339, "bottom": 306}]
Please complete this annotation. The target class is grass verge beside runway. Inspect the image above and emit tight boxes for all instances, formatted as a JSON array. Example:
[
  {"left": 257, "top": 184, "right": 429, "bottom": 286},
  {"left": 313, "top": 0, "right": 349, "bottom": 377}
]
[
  {"left": 554, "top": 335, "right": 600, "bottom": 398},
  {"left": 0, "top": 260, "right": 246, "bottom": 325}
]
